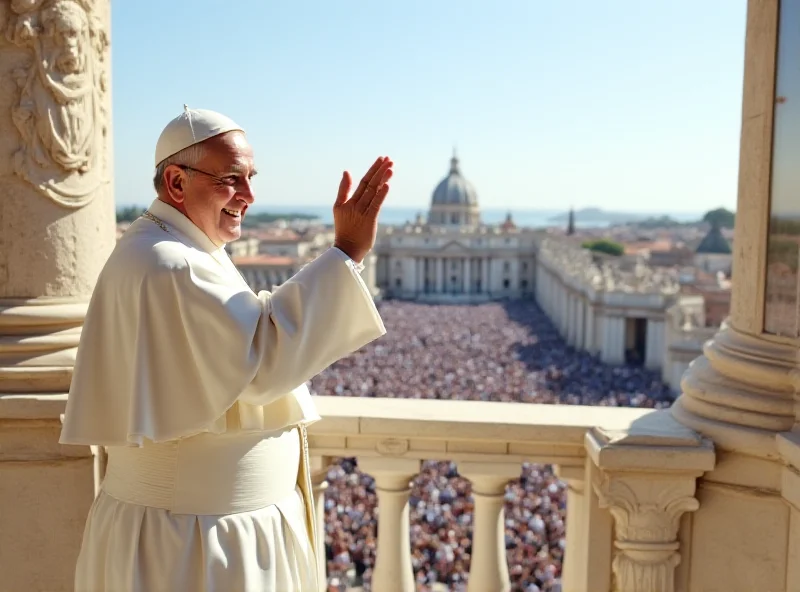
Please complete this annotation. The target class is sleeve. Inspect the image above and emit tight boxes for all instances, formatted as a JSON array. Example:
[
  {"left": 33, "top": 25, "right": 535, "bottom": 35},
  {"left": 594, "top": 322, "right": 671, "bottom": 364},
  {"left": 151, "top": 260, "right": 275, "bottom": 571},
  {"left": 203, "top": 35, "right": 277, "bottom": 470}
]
[
  {"left": 60, "top": 246, "right": 385, "bottom": 446},
  {"left": 329, "top": 246, "right": 365, "bottom": 273},
  {"left": 239, "top": 248, "right": 383, "bottom": 404}
]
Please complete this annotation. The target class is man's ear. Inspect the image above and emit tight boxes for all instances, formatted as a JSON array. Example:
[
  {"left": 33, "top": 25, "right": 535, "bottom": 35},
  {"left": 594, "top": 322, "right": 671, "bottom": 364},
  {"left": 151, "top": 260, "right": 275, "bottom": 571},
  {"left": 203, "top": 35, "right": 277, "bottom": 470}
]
[{"left": 163, "top": 165, "right": 186, "bottom": 204}]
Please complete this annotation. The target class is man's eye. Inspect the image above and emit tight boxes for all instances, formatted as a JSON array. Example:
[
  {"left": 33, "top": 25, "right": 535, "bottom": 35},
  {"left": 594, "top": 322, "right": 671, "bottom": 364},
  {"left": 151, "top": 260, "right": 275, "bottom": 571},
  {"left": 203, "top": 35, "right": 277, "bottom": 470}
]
[{"left": 222, "top": 176, "right": 239, "bottom": 185}]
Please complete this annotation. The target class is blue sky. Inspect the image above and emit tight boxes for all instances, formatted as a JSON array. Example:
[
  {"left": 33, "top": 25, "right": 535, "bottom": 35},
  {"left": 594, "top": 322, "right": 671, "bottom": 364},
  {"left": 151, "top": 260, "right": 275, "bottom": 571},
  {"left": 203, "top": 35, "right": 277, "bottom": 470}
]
[{"left": 112, "top": 0, "right": 747, "bottom": 213}]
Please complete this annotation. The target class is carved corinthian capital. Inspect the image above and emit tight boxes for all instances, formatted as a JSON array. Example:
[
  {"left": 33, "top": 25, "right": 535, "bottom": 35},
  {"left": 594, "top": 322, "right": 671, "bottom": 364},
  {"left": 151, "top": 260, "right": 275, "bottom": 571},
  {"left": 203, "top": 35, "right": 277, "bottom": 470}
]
[
  {"left": 595, "top": 473, "right": 699, "bottom": 592},
  {"left": 6, "top": 0, "right": 110, "bottom": 207},
  {"left": 585, "top": 410, "right": 714, "bottom": 592}
]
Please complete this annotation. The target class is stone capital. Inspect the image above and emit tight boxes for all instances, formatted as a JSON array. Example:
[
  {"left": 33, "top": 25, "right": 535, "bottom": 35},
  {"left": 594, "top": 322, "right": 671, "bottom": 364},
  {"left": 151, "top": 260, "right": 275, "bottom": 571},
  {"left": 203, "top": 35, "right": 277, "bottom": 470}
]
[{"left": 586, "top": 410, "right": 713, "bottom": 592}]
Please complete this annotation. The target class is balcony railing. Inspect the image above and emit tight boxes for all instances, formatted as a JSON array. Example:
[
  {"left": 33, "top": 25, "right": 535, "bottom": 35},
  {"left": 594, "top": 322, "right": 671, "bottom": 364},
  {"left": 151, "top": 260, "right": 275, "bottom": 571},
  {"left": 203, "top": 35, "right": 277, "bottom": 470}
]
[{"left": 307, "top": 396, "right": 714, "bottom": 592}]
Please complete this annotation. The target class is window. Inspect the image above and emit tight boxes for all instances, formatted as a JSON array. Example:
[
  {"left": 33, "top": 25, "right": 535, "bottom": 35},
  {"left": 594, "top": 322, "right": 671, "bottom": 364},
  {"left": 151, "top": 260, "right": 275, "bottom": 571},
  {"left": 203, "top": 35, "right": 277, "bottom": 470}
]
[
  {"left": 521, "top": 279, "right": 528, "bottom": 289},
  {"left": 503, "top": 279, "right": 510, "bottom": 289},
  {"left": 395, "top": 278, "right": 402, "bottom": 288},
  {"left": 503, "top": 261, "right": 510, "bottom": 272}
]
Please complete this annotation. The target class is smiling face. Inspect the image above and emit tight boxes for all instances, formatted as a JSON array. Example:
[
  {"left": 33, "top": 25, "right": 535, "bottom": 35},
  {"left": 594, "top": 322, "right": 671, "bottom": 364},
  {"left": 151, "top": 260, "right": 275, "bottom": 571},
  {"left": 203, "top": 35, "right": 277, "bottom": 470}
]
[{"left": 160, "top": 131, "right": 257, "bottom": 246}]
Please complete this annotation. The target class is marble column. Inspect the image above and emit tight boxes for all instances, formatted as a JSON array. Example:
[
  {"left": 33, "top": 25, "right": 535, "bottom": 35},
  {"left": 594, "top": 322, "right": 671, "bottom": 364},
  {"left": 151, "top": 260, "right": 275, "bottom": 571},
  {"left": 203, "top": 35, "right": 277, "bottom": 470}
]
[
  {"left": 436, "top": 257, "right": 444, "bottom": 293},
  {"left": 403, "top": 257, "right": 416, "bottom": 295},
  {"left": 0, "top": 2, "right": 115, "bottom": 589},
  {"left": 464, "top": 257, "right": 471, "bottom": 295},
  {"left": 645, "top": 318, "right": 665, "bottom": 370},
  {"left": 564, "top": 292, "right": 572, "bottom": 343},
  {"left": 672, "top": 2, "right": 800, "bottom": 589},
  {"left": 358, "top": 458, "right": 420, "bottom": 592},
  {"left": 566, "top": 293, "right": 577, "bottom": 346},
  {"left": 585, "top": 303, "right": 595, "bottom": 354},
  {"left": 460, "top": 463, "right": 519, "bottom": 592},
  {"left": 575, "top": 297, "right": 585, "bottom": 351},
  {"left": 601, "top": 316, "right": 625, "bottom": 365}
]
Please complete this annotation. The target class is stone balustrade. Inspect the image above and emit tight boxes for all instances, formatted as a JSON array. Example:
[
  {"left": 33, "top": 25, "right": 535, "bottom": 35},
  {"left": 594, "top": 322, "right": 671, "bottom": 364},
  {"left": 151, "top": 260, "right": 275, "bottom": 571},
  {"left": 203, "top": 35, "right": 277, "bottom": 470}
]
[{"left": 307, "top": 396, "right": 714, "bottom": 592}]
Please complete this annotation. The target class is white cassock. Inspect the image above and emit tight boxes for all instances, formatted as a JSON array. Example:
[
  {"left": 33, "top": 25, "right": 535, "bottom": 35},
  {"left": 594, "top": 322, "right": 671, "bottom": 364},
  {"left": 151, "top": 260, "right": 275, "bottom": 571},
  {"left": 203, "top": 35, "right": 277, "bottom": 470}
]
[{"left": 60, "top": 199, "right": 386, "bottom": 592}]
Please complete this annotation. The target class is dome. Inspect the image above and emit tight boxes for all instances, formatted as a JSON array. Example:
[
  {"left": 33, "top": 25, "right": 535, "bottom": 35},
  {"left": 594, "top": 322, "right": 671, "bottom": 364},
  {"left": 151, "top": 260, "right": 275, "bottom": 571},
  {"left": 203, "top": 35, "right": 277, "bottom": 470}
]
[
  {"left": 695, "top": 224, "right": 731, "bottom": 255},
  {"left": 431, "top": 153, "right": 478, "bottom": 206}
]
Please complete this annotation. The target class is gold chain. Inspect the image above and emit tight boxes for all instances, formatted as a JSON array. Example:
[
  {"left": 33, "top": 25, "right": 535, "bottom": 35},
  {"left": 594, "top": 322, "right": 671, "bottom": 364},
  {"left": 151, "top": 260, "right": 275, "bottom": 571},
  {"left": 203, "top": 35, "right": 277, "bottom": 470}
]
[{"left": 142, "top": 210, "right": 169, "bottom": 233}]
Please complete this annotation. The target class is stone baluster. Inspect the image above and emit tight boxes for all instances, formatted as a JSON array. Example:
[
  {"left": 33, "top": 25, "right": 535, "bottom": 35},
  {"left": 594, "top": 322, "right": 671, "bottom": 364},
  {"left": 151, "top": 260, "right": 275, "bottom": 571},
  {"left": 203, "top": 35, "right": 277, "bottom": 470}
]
[
  {"left": 357, "top": 457, "right": 420, "bottom": 592},
  {"left": 554, "top": 463, "right": 586, "bottom": 591},
  {"left": 459, "top": 462, "right": 520, "bottom": 592}
]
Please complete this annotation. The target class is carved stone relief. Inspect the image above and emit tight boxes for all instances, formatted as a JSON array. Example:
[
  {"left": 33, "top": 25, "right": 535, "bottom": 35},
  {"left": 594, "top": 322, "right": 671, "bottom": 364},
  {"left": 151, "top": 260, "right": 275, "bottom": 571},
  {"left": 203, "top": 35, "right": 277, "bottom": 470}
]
[
  {"left": 595, "top": 472, "right": 699, "bottom": 592},
  {"left": 6, "top": 0, "right": 109, "bottom": 207}
]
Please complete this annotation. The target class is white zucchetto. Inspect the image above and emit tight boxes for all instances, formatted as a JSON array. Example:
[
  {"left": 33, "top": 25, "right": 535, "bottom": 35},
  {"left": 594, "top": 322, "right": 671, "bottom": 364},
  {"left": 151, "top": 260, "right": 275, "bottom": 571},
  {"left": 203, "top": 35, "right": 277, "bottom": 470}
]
[{"left": 155, "top": 105, "right": 244, "bottom": 166}]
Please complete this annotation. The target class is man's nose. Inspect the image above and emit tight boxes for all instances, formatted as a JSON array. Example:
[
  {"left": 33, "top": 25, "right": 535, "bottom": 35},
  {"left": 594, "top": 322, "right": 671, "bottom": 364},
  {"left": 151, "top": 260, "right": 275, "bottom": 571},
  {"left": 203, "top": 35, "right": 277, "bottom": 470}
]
[{"left": 238, "top": 179, "right": 255, "bottom": 204}]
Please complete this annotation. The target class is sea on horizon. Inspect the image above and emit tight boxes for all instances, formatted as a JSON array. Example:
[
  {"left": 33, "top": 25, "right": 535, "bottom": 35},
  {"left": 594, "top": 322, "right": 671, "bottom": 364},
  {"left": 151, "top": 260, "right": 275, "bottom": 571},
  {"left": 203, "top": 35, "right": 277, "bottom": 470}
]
[{"left": 245, "top": 205, "right": 704, "bottom": 228}]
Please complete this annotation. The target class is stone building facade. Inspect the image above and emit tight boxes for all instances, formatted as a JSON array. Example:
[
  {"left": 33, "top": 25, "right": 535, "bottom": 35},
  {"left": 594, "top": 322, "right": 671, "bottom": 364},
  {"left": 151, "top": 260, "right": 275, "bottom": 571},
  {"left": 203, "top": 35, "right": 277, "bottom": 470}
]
[{"left": 373, "top": 154, "right": 538, "bottom": 301}]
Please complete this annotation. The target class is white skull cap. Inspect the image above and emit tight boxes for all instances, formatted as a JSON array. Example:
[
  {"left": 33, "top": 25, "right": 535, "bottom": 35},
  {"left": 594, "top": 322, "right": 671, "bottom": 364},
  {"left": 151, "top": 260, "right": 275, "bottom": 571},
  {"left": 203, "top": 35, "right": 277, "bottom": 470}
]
[{"left": 154, "top": 105, "right": 244, "bottom": 166}]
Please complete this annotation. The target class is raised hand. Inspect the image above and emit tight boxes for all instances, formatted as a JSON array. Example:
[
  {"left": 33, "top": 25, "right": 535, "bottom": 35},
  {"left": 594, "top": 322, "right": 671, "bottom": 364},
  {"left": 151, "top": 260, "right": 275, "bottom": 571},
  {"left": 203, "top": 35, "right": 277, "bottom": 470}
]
[{"left": 332, "top": 156, "right": 394, "bottom": 263}]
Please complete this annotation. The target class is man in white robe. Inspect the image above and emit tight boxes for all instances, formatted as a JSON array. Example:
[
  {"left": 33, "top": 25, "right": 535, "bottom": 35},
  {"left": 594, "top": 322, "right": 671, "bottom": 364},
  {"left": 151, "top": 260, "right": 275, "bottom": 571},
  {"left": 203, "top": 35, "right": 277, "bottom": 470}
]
[{"left": 59, "top": 106, "right": 393, "bottom": 592}]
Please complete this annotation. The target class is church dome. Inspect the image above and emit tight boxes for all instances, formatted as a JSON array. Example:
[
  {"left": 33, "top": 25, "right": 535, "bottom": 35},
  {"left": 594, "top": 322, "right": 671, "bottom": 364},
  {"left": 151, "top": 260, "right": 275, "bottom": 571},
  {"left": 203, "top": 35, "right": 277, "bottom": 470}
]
[
  {"left": 431, "top": 153, "right": 478, "bottom": 206},
  {"left": 695, "top": 224, "right": 731, "bottom": 255}
]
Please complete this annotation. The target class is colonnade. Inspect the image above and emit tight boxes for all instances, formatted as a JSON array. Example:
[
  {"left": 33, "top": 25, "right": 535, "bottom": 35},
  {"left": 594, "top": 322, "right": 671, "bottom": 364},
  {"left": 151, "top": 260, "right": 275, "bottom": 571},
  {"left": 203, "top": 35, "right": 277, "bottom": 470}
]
[{"left": 535, "top": 260, "right": 668, "bottom": 370}]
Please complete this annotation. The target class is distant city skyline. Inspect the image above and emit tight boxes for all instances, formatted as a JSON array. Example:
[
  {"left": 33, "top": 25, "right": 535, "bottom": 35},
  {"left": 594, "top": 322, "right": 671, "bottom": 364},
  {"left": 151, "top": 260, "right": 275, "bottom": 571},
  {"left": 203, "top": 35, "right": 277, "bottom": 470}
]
[{"left": 112, "top": 1, "right": 747, "bottom": 212}]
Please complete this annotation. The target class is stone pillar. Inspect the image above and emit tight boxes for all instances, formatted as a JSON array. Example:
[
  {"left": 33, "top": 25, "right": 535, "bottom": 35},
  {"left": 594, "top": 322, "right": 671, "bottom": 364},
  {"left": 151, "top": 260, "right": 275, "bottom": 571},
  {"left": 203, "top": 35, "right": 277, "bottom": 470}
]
[
  {"left": 567, "top": 292, "right": 577, "bottom": 347},
  {"left": 0, "top": 1, "right": 115, "bottom": 590},
  {"left": 539, "top": 267, "right": 546, "bottom": 308},
  {"left": 415, "top": 257, "right": 424, "bottom": 297},
  {"left": 671, "top": 1, "right": 800, "bottom": 589},
  {"left": 587, "top": 412, "right": 714, "bottom": 592},
  {"left": 485, "top": 257, "right": 495, "bottom": 294},
  {"left": 586, "top": 302, "right": 596, "bottom": 354},
  {"left": 601, "top": 316, "right": 625, "bottom": 365},
  {"left": 436, "top": 257, "right": 444, "bottom": 293},
  {"left": 558, "top": 281, "right": 567, "bottom": 336},
  {"left": 403, "top": 257, "right": 416, "bottom": 295},
  {"left": 645, "top": 319, "right": 665, "bottom": 370},
  {"left": 459, "top": 462, "right": 520, "bottom": 592},
  {"left": 358, "top": 457, "right": 420, "bottom": 592},
  {"left": 576, "top": 296, "right": 586, "bottom": 350},
  {"left": 464, "top": 257, "right": 471, "bottom": 295}
]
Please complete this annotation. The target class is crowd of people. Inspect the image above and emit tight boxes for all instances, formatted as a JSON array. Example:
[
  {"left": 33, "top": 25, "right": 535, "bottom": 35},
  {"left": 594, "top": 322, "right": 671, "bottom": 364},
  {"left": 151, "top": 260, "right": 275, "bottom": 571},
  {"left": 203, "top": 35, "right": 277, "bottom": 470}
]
[{"left": 309, "top": 301, "right": 674, "bottom": 591}]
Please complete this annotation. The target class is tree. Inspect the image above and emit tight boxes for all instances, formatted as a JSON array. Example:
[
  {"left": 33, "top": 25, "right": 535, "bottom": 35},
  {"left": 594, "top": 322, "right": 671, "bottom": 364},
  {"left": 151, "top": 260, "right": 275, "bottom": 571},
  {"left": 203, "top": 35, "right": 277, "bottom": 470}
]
[
  {"left": 582, "top": 239, "right": 624, "bottom": 257},
  {"left": 702, "top": 208, "right": 735, "bottom": 229},
  {"left": 116, "top": 206, "right": 143, "bottom": 223}
]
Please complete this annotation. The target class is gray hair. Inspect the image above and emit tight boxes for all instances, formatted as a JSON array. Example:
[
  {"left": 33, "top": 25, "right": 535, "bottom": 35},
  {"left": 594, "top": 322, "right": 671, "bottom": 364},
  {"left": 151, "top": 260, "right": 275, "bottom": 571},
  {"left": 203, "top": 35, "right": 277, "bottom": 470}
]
[{"left": 153, "top": 143, "right": 207, "bottom": 196}]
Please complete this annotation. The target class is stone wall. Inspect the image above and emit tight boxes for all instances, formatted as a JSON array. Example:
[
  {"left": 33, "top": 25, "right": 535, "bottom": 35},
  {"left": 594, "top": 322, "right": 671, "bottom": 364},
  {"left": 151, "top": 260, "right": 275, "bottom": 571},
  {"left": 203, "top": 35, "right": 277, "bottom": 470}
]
[{"left": 0, "top": 1, "right": 115, "bottom": 589}]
